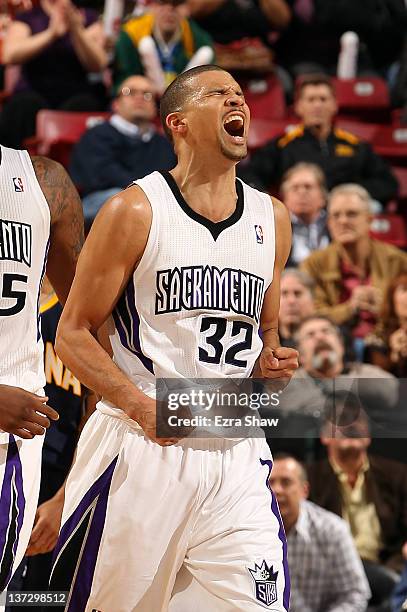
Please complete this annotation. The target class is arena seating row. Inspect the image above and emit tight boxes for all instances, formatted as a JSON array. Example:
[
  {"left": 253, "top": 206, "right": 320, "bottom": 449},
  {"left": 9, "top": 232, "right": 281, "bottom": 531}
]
[{"left": 17, "top": 73, "right": 407, "bottom": 249}]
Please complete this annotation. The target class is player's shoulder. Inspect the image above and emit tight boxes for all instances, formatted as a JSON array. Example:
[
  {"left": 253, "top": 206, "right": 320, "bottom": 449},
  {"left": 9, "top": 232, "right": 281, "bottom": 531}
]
[
  {"left": 31, "top": 155, "right": 81, "bottom": 222},
  {"left": 239, "top": 179, "right": 287, "bottom": 219},
  {"left": 95, "top": 183, "right": 152, "bottom": 228},
  {"left": 239, "top": 178, "right": 289, "bottom": 228},
  {"left": 31, "top": 155, "right": 66, "bottom": 185}
]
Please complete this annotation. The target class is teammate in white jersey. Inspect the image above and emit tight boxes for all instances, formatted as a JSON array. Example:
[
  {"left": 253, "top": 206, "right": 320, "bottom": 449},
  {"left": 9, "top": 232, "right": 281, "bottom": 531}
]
[
  {"left": 52, "top": 65, "right": 298, "bottom": 611},
  {"left": 0, "top": 147, "right": 84, "bottom": 594}
]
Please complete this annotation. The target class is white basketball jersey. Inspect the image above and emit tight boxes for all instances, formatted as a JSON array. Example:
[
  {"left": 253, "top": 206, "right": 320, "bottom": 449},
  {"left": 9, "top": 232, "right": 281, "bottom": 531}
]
[
  {"left": 0, "top": 145, "right": 50, "bottom": 394},
  {"left": 108, "top": 171, "right": 275, "bottom": 397}
]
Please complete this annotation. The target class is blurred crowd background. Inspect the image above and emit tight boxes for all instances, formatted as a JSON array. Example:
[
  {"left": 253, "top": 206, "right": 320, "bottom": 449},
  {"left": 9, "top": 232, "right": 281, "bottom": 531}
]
[{"left": 1, "top": 1, "right": 407, "bottom": 611}]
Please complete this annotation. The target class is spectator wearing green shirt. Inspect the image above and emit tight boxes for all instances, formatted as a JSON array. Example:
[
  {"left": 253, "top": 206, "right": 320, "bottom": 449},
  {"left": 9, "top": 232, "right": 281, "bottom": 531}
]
[{"left": 113, "top": 0, "right": 214, "bottom": 95}]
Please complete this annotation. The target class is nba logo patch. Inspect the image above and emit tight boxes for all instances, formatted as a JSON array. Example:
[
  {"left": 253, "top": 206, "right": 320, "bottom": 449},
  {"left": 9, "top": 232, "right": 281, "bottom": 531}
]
[
  {"left": 13, "top": 177, "right": 24, "bottom": 192},
  {"left": 254, "top": 224, "right": 263, "bottom": 244},
  {"left": 248, "top": 561, "right": 278, "bottom": 607}
]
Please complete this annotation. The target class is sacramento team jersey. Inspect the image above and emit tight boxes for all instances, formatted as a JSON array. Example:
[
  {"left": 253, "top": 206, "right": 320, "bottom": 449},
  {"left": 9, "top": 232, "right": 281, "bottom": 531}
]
[
  {"left": 106, "top": 171, "right": 275, "bottom": 400},
  {"left": 0, "top": 145, "right": 50, "bottom": 397}
]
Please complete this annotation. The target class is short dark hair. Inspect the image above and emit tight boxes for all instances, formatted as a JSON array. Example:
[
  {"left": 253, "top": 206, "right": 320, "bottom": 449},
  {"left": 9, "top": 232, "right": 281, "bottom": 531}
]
[
  {"left": 296, "top": 73, "right": 335, "bottom": 99},
  {"left": 159, "top": 64, "right": 227, "bottom": 141},
  {"left": 272, "top": 453, "right": 308, "bottom": 482}
]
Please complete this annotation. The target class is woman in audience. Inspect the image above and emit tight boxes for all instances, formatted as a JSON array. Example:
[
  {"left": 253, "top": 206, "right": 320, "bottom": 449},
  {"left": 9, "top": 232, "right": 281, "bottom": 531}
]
[
  {"left": 0, "top": 0, "right": 108, "bottom": 148},
  {"left": 366, "top": 273, "right": 407, "bottom": 377}
]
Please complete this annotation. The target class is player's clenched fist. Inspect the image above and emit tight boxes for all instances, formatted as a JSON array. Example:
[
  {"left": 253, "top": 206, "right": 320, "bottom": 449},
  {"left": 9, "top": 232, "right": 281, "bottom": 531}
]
[
  {"left": 0, "top": 384, "right": 59, "bottom": 439},
  {"left": 257, "top": 346, "right": 299, "bottom": 379}
]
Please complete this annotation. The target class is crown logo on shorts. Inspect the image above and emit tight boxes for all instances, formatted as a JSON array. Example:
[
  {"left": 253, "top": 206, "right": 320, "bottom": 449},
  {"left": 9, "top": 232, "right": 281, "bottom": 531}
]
[{"left": 248, "top": 560, "right": 278, "bottom": 607}]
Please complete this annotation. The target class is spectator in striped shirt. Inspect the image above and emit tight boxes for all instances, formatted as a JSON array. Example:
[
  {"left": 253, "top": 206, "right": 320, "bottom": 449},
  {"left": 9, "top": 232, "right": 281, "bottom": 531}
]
[{"left": 269, "top": 454, "right": 370, "bottom": 612}]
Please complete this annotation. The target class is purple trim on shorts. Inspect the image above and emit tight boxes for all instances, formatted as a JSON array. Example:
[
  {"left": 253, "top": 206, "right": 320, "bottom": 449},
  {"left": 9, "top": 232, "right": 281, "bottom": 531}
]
[
  {"left": 52, "top": 455, "right": 117, "bottom": 562},
  {"left": 260, "top": 458, "right": 290, "bottom": 611},
  {"left": 0, "top": 435, "right": 26, "bottom": 590},
  {"left": 51, "top": 455, "right": 118, "bottom": 610},
  {"left": 113, "top": 276, "right": 154, "bottom": 374}
]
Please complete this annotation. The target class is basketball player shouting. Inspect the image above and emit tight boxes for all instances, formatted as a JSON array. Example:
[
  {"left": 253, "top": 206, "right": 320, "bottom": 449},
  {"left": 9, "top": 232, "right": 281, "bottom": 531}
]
[
  {"left": 0, "top": 148, "right": 84, "bottom": 593},
  {"left": 51, "top": 65, "right": 298, "bottom": 611}
]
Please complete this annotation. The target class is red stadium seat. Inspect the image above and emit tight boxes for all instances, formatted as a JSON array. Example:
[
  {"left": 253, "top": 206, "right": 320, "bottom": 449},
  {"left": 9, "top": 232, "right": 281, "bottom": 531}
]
[
  {"left": 332, "top": 77, "right": 390, "bottom": 122},
  {"left": 372, "top": 125, "right": 407, "bottom": 165},
  {"left": 25, "top": 110, "right": 110, "bottom": 167},
  {"left": 247, "top": 118, "right": 300, "bottom": 150},
  {"left": 0, "top": 65, "right": 21, "bottom": 108},
  {"left": 335, "top": 117, "right": 378, "bottom": 142},
  {"left": 241, "top": 75, "right": 286, "bottom": 120},
  {"left": 370, "top": 213, "right": 407, "bottom": 248},
  {"left": 392, "top": 166, "right": 407, "bottom": 202}
]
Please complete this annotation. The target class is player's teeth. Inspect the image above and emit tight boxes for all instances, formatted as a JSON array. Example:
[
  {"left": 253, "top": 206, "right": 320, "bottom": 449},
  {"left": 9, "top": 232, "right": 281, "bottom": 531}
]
[{"left": 225, "top": 115, "right": 243, "bottom": 124}]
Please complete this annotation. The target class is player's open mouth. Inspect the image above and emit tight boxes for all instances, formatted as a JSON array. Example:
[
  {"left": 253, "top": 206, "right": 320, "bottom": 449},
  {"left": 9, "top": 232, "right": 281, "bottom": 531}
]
[{"left": 223, "top": 114, "right": 245, "bottom": 142}]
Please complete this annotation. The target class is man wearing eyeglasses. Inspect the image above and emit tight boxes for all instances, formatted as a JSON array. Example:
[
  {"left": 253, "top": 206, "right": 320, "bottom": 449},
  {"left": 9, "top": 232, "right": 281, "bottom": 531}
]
[
  {"left": 113, "top": 0, "right": 215, "bottom": 95},
  {"left": 70, "top": 74, "right": 177, "bottom": 228}
]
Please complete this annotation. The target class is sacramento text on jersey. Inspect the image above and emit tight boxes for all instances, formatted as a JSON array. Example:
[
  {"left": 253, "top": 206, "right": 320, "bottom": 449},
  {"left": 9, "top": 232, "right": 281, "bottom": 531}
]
[
  {"left": 0, "top": 219, "right": 32, "bottom": 266},
  {"left": 155, "top": 265, "right": 265, "bottom": 323}
]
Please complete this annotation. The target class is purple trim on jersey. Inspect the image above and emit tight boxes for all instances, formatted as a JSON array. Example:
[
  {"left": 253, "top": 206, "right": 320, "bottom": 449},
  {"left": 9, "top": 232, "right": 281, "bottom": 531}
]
[
  {"left": 51, "top": 456, "right": 118, "bottom": 610},
  {"left": 260, "top": 458, "right": 290, "bottom": 611},
  {"left": 37, "top": 237, "right": 50, "bottom": 341},
  {"left": 112, "top": 309, "right": 133, "bottom": 353},
  {"left": 113, "top": 276, "right": 154, "bottom": 374},
  {"left": 125, "top": 277, "right": 154, "bottom": 373},
  {"left": 0, "top": 435, "right": 26, "bottom": 590}
]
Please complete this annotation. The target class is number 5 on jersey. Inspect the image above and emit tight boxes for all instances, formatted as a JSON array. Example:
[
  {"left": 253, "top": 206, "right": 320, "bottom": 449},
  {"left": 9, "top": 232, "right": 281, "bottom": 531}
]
[{"left": 0, "top": 273, "right": 28, "bottom": 316}]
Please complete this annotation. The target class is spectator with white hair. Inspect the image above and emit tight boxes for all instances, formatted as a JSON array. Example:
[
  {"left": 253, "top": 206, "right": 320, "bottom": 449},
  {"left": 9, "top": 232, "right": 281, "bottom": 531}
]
[
  {"left": 280, "top": 162, "right": 330, "bottom": 266},
  {"left": 301, "top": 183, "right": 407, "bottom": 358}
]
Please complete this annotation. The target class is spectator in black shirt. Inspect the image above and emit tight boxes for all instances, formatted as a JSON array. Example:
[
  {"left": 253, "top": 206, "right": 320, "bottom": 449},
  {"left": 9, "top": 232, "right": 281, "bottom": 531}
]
[{"left": 238, "top": 74, "right": 398, "bottom": 204}]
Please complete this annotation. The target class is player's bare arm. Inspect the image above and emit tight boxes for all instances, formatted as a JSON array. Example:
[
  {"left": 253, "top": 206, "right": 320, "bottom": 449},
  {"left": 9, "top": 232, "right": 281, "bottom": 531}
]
[
  {"left": 253, "top": 197, "right": 299, "bottom": 379},
  {"left": 32, "top": 155, "right": 84, "bottom": 304},
  {"left": 55, "top": 186, "right": 177, "bottom": 446}
]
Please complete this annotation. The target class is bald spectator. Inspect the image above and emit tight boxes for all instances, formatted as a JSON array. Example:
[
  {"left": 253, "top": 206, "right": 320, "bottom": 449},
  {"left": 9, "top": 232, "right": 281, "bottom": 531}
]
[
  {"left": 238, "top": 74, "right": 398, "bottom": 204},
  {"left": 301, "top": 184, "right": 407, "bottom": 359},
  {"left": 279, "top": 268, "right": 315, "bottom": 348},
  {"left": 281, "top": 162, "right": 330, "bottom": 266},
  {"left": 269, "top": 454, "right": 370, "bottom": 612},
  {"left": 70, "top": 74, "right": 176, "bottom": 227},
  {"left": 308, "top": 405, "right": 407, "bottom": 611},
  {"left": 113, "top": 0, "right": 214, "bottom": 95}
]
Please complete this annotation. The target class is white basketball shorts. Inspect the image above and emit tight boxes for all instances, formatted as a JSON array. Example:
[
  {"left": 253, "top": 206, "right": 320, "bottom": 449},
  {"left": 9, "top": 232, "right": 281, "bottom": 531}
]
[
  {"left": 0, "top": 433, "right": 43, "bottom": 596},
  {"left": 50, "top": 410, "right": 290, "bottom": 612}
]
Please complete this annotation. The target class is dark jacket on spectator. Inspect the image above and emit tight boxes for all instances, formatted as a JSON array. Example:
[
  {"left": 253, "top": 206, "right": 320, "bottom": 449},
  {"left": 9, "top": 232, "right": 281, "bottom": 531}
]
[
  {"left": 70, "top": 120, "right": 176, "bottom": 195},
  {"left": 238, "top": 124, "right": 398, "bottom": 203},
  {"left": 308, "top": 455, "right": 407, "bottom": 572}
]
